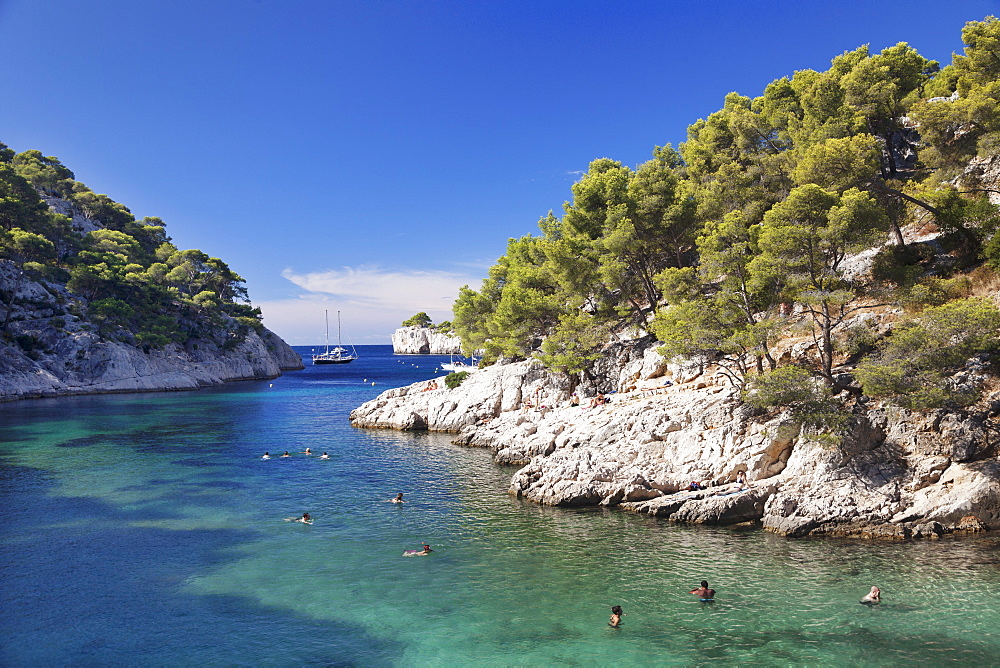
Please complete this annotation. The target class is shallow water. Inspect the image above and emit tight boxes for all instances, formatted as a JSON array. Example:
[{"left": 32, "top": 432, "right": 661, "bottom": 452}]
[{"left": 1, "top": 346, "right": 998, "bottom": 666}]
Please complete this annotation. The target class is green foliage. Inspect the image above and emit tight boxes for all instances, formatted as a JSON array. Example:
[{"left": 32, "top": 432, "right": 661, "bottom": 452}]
[
  {"left": 432, "top": 320, "right": 453, "bottom": 333},
  {"left": 750, "top": 185, "right": 888, "bottom": 382},
  {"left": 856, "top": 298, "right": 1000, "bottom": 409},
  {"left": 537, "top": 311, "right": 608, "bottom": 375},
  {"left": 444, "top": 371, "right": 470, "bottom": 389},
  {"left": 900, "top": 276, "right": 972, "bottom": 310},
  {"left": 1, "top": 141, "right": 260, "bottom": 350},
  {"left": 870, "top": 243, "right": 935, "bottom": 288},
  {"left": 908, "top": 17, "right": 1000, "bottom": 172},
  {"left": 402, "top": 312, "right": 433, "bottom": 327},
  {"left": 743, "top": 365, "right": 847, "bottom": 435}
]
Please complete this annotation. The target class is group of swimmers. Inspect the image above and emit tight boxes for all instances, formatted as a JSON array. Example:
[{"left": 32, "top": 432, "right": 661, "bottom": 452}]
[
  {"left": 607, "top": 580, "right": 880, "bottom": 627},
  {"left": 261, "top": 448, "right": 330, "bottom": 460}
]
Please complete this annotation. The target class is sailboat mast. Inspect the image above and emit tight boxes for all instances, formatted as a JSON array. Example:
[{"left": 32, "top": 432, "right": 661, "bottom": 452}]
[{"left": 325, "top": 310, "right": 330, "bottom": 355}]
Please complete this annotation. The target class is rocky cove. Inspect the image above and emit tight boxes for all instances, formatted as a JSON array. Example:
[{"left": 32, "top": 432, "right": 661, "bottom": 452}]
[{"left": 351, "top": 338, "right": 999, "bottom": 540}]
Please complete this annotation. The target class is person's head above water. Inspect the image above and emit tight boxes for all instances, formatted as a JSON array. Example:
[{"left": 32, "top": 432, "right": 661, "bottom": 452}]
[
  {"left": 611, "top": 605, "right": 623, "bottom": 615},
  {"left": 701, "top": 580, "right": 709, "bottom": 588}
]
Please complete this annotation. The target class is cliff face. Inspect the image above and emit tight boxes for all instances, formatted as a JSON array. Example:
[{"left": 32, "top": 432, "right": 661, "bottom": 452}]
[
  {"left": 350, "top": 346, "right": 999, "bottom": 540},
  {"left": 0, "top": 259, "right": 303, "bottom": 402},
  {"left": 391, "top": 326, "right": 463, "bottom": 354}
]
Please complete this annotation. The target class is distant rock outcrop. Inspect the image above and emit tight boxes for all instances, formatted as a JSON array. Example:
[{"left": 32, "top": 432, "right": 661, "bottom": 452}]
[{"left": 391, "top": 326, "right": 463, "bottom": 354}]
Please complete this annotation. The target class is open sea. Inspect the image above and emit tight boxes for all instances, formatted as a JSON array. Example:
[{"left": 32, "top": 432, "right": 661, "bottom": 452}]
[{"left": 1, "top": 344, "right": 999, "bottom": 666}]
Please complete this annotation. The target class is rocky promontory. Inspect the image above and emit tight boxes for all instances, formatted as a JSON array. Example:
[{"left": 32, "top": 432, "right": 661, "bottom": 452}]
[
  {"left": 391, "top": 326, "right": 463, "bottom": 354},
  {"left": 0, "top": 259, "right": 303, "bottom": 402},
  {"left": 351, "top": 339, "right": 999, "bottom": 540}
]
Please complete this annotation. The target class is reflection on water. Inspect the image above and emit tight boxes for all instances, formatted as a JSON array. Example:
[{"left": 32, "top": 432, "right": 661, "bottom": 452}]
[{"left": 1, "top": 347, "right": 998, "bottom": 666}]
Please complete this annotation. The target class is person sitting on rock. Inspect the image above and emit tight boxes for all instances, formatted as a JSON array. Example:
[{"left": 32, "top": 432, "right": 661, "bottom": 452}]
[
  {"left": 569, "top": 393, "right": 580, "bottom": 407},
  {"left": 735, "top": 470, "right": 749, "bottom": 489},
  {"left": 690, "top": 580, "right": 716, "bottom": 600},
  {"left": 588, "top": 393, "right": 606, "bottom": 408},
  {"left": 688, "top": 481, "right": 704, "bottom": 491}
]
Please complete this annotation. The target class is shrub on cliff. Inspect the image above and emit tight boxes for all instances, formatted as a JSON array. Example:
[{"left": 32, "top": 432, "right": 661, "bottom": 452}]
[
  {"left": 445, "top": 371, "right": 469, "bottom": 389},
  {"left": 402, "top": 312, "right": 433, "bottom": 328},
  {"left": 742, "top": 365, "right": 846, "bottom": 437},
  {"left": 855, "top": 297, "right": 1000, "bottom": 409}
]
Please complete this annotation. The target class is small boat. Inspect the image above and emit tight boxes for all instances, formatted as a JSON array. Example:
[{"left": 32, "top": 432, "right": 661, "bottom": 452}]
[
  {"left": 441, "top": 353, "right": 478, "bottom": 373},
  {"left": 313, "top": 310, "right": 358, "bottom": 365}
]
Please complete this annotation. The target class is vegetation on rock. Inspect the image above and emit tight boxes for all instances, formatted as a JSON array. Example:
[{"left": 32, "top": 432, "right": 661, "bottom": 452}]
[
  {"left": 0, "top": 143, "right": 261, "bottom": 351},
  {"left": 452, "top": 16, "right": 1000, "bottom": 415}
]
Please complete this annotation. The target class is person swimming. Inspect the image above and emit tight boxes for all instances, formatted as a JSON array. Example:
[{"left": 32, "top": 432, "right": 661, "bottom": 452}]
[
  {"left": 403, "top": 544, "right": 432, "bottom": 556},
  {"left": 281, "top": 451, "right": 291, "bottom": 458},
  {"left": 319, "top": 452, "right": 330, "bottom": 459},
  {"left": 303, "top": 448, "right": 313, "bottom": 456},
  {"left": 390, "top": 493, "right": 404, "bottom": 503},
  {"left": 690, "top": 580, "right": 716, "bottom": 600},
  {"left": 861, "top": 585, "right": 881, "bottom": 604},
  {"left": 261, "top": 452, "right": 270, "bottom": 460},
  {"left": 285, "top": 512, "right": 312, "bottom": 524},
  {"left": 609, "top": 605, "right": 624, "bottom": 628}
]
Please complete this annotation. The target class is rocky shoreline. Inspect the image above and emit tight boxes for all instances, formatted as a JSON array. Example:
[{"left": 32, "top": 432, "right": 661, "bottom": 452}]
[
  {"left": 350, "top": 343, "right": 999, "bottom": 540},
  {"left": 0, "top": 260, "right": 303, "bottom": 402}
]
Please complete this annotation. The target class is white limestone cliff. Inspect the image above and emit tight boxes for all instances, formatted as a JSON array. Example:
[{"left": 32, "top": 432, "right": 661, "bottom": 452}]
[
  {"left": 0, "top": 260, "right": 303, "bottom": 402},
  {"left": 391, "top": 326, "right": 463, "bottom": 354}
]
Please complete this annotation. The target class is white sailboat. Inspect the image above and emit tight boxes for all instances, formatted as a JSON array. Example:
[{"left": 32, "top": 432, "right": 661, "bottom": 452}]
[
  {"left": 441, "top": 352, "right": 478, "bottom": 373},
  {"left": 312, "top": 310, "right": 358, "bottom": 365}
]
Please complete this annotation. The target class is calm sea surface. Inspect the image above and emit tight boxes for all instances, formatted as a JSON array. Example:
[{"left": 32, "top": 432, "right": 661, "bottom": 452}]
[{"left": 1, "top": 345, "right": 998, "bottom": 666}]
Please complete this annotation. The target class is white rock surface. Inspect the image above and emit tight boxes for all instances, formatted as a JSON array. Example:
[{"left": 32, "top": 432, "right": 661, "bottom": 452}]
[
  {"left": 350, "top": 352, "right": 1000, "bottom": 538},
  {"left": 391, "top": 326, "right": 463, "bottom": 354}
]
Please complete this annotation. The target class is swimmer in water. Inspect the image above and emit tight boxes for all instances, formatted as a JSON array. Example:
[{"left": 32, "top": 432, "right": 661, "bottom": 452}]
[
  {"left": 690, "top": 580, "right": 716, "bottom": 600},
  {"left": 281, "top": 451, "right": 291, "bottom": 458},
  {"left": 861, "top": 585, "right": 881, "bottom": 604},
  {"left": 390, "top": 493, "right": 404, "bottom": 503},
  {"left": 319, "top": 452, "right": 330, "bottom": 459},
  {"left": 403, "top": 544, "right": 432, "bottom": 556},
  {"left": 609, "top": 605, "right": 624, "bottom": 628},
  {"left": 285, "top": 512, "right": 312, "bottom": 524},
  {"left": 261, "top": 452, "right": 270, "bottom": 460},
  {"left": 303, "top": 448, "right": 313, "bottom": 456}
]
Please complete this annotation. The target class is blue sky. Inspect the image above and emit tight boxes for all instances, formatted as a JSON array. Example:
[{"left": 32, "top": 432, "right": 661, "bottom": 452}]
[{"left": 2, "top": 0, "right": 997, "bottom": 344}]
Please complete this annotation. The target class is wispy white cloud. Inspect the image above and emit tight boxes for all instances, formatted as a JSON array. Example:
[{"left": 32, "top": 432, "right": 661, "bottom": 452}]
[{"left": 256, "top": 265, "right": 483, "bottom": 345}]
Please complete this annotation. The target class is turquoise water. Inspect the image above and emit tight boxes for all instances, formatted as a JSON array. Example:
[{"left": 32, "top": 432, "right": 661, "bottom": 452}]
[{"left": 1, "top": 345, "right": 998, "bottom": 666}]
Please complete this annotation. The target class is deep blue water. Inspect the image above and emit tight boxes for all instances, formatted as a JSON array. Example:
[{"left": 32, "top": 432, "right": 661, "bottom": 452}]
[{"left": 1, "top": 345, "right": 999, "bottom": 666}]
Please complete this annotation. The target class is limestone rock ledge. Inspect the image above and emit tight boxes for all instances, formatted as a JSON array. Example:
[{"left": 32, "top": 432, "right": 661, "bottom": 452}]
[
  {"left": 391, "top": 326, "right": 463, "bottom": 354},
  {"left": 351, "top": 356, "right": 999, "bottom": 539}
]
